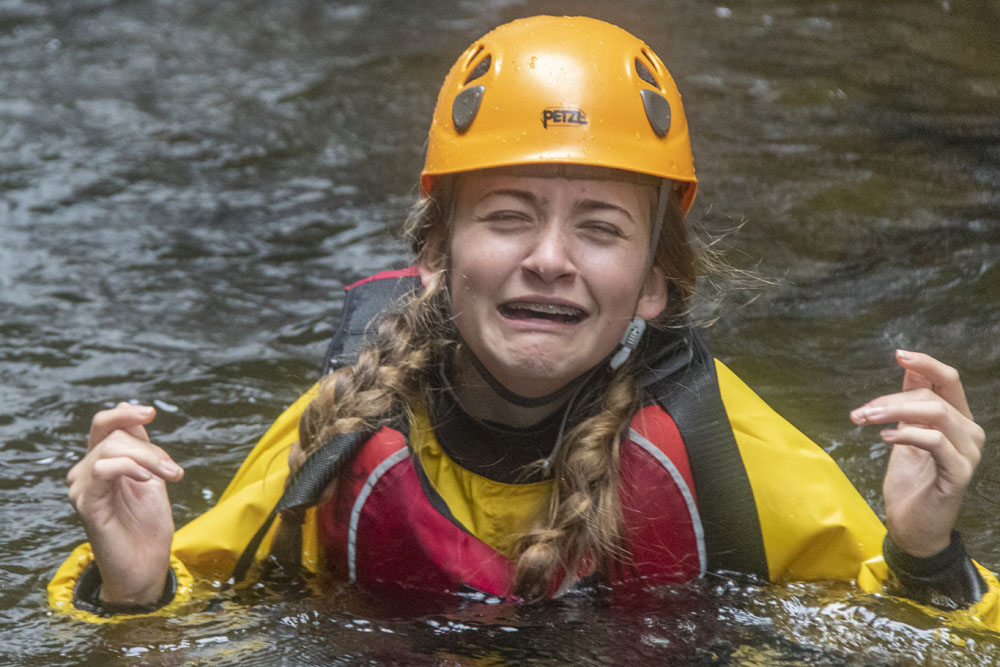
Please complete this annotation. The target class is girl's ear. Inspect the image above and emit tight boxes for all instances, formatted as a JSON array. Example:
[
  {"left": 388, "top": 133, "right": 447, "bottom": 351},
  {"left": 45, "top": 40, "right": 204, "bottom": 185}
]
[
  {"left": 417, "top": 228, "right": 446, "bottom": 288},
  {"left": 636, "top": 267, "right": 668, "bottom": 321}
]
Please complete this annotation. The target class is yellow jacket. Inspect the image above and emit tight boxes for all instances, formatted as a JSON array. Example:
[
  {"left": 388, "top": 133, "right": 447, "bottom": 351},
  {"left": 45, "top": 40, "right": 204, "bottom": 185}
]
[{"left": 49, "top": 360, "right": 1000, "bottom": 629}]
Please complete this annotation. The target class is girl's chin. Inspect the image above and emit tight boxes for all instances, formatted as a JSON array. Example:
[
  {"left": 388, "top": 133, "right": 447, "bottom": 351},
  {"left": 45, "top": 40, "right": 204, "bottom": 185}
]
[
  {"left": 489, "top": 354, "right": 593, "bottom": 396},
  {"left": 467, "top": 331, "right": 616, "bottom": 396}
]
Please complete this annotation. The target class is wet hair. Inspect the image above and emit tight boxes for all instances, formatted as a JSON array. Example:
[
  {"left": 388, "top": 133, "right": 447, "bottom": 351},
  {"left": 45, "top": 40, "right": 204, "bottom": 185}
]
[{"left": 296, "top": 168, "right": 698, "bottom": 600}]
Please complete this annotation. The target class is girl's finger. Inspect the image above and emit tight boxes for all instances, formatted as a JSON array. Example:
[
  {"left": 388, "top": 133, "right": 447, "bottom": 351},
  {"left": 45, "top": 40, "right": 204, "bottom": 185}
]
[
  {"left": 90, "top": 456, "right": 160, "bottom": 484},
  {"left": 895, "top": 350, "right": 972, "bottom": 419},
  {"left": 90, "top": 433, "right": 184, "bottom": 481},
  {"left": 89, "top": 403, "right": 156, "bottom": 450},
  {"left": 881, "top": 426, "right": 980, "bottom": 482},
  {"left": 852, "top": 395, "right": 950, "bottom": 428},
  {"left": 851, "top": 389, "right": 986, "bottom": 459}
]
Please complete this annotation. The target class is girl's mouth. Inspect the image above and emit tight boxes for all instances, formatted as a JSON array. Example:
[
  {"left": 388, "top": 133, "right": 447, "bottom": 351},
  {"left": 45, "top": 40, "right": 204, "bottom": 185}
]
[{"left": 498, "top": 302, "right": 586, "bottom": 324}]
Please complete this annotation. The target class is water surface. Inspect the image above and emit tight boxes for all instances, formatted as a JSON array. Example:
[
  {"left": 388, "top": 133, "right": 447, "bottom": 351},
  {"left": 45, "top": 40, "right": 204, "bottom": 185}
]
[{"left": 2, "top": 1, "right": 999, "bottom": 664}]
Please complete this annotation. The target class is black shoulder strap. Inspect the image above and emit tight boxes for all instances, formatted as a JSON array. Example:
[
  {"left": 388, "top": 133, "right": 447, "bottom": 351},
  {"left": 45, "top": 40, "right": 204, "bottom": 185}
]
[
  {"left": 232, "top": 270, "right": 421, "bottom": 583},
  {"left": 322, "top": 270, "right": 423, "bottom": 374},
  {"left": 642, "top": 328, "right": 769, "bottom": 579},
  {"left": 230, "top": 431, "right": 368, "bottom": 583}
]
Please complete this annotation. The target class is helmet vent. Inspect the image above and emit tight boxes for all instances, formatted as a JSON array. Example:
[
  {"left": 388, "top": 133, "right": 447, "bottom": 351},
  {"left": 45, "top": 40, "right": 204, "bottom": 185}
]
[
  {"left": 640, "top": 89, "right": 671, "bottom": 137},
  {"left": 463, "top": 44, "right": 485, "bottom": 68},
  {"left": 464, "top": 54, "right": 492, "bottom": 85},
  {"left": 452, "top": 85, "right": 485, "bottom": 133},
  {"left": 635, "top": 58, "right": 659, "bottom": 88}
]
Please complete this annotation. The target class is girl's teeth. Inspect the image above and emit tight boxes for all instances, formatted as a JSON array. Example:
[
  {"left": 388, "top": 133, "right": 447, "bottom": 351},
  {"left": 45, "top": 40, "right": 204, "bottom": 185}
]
[{"left": 499, "top": 303, "right": 584, "bottom": 322}]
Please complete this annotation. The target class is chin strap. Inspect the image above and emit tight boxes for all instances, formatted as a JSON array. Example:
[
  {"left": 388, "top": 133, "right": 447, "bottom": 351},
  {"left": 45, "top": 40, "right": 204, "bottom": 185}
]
[
  {"left": 646, "top": 179, "right": 671, "bottom": 277},
  {"left": 538, "top": 315, "right": 645, "bottom": 477},
  {"left": 461, "top": 342, "right": 591, "bottom": 408}
]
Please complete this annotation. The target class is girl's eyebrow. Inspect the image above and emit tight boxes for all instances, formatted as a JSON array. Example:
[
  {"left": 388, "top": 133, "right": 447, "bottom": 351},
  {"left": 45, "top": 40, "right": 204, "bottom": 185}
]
[{"left": 477, "top": 188, "right": 542, "bottom": 207}]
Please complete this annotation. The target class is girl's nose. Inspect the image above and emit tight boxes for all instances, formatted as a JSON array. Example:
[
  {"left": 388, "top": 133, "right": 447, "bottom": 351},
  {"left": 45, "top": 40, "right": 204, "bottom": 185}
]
[{"left": 522, "top": 223, "right": 575, "bottom": 283}]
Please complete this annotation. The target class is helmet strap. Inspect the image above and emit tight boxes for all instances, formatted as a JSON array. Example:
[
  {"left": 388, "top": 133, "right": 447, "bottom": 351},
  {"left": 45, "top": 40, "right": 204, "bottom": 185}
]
[
  {"left": 607, "top": 178, "right": 672, "bottom": 370},
  {"left": 458, "top": 341, "right": 595, "bottom": 408},
  {"left": 644, "top": 179, "right": 671, "bottom": 279}
]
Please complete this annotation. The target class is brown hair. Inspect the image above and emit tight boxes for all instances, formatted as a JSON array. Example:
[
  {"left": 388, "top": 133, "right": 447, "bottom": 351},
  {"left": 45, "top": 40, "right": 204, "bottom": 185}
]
[{"left": 296, "top": 171, "right": 697, "bottom": 599}]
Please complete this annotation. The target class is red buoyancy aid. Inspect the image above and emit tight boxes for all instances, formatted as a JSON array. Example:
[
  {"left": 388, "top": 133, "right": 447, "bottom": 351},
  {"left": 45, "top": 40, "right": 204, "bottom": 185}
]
[{"left": 317, "top": 404, "right": 705, "bottom": 598}]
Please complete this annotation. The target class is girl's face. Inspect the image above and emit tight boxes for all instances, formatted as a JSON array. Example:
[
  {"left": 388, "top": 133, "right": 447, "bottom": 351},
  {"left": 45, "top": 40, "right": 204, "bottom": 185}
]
[{"left": 422, "top": 168, "right": 667, "bottom": 398}]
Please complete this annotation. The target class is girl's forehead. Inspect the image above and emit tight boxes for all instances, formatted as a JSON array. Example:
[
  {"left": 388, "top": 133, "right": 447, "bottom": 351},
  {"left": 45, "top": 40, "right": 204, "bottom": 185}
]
[
  {"left": 460, "top": 163, "right": 660, "bottom": 186},
  {"left": 455, "top": 167, "right": 657, "bottom": 209}
]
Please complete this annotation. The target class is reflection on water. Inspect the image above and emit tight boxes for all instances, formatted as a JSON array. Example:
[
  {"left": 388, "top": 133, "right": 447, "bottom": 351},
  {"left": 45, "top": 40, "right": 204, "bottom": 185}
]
[{"left": 1, "top": 0, "right": 998, "bottom": 664}]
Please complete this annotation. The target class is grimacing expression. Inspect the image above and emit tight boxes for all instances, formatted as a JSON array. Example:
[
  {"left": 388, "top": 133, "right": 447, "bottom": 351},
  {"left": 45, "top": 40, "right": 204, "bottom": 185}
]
[{"left": 423, "top": 167, "right": 667, "bottom": 398}]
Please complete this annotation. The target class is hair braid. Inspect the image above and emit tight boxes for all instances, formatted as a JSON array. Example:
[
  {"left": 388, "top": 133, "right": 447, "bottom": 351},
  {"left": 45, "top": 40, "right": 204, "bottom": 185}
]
[
  {"left": 297, "top": 270, "right": 453, "bottom": 460},
  {"left": 512, "top": 365, "right": 642, "bottom": 600}
]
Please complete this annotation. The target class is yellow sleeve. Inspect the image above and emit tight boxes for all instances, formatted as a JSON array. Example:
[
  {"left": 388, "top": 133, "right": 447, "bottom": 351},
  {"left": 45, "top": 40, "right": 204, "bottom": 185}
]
[
  {"left": 716, "top": 359, "right": 1000, "bottom": 631},
  {"left": 47, "top": 544, "right": 195, "bottom": 624},
  {"left": 48, "top": 385, "right": 322, "bottom": 621}
]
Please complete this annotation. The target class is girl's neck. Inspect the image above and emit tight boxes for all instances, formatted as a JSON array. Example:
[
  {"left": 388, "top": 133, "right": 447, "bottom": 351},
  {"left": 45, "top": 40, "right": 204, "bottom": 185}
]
[{"left": 449, "top": 350, "right": 567, "bottom": 429}]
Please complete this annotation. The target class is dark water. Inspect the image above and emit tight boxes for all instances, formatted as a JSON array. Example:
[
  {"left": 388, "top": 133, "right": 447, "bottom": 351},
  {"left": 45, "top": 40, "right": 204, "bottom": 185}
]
[{"left": 2, "top": 0, "right": 998, "bottom": 664}]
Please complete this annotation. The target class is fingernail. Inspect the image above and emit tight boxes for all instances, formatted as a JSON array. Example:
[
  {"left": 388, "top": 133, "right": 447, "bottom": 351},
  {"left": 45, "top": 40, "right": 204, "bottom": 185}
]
[
  {"left": 851, "top": 406, "right": 886, "bottom": 424},
  {"left": 896, "top": 349, "right": 912, "bottom": 360},
  {"left": 137, "top": 406, "right": 154, "bottom": 417},
  {"left": 160, "top": 461, "right": 181, "bottom": 476},
  {"left": 881, "top": 428, "right": 898, "bottom": 442},
  {"left": 865, "top": 406, "right": 887, "bottom": 420}
]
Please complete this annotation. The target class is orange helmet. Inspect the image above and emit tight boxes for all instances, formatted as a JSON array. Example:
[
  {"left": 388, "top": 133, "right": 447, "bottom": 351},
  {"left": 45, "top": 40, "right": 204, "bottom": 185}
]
[{"left": 421, "top": 15, "right": 698, "bottom": 213}]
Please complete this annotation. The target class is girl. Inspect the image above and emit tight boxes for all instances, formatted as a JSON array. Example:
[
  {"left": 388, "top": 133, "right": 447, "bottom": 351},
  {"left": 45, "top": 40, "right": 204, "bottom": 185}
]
[{"left": 51, "top": 15, "right": 994, "bottom": 623}]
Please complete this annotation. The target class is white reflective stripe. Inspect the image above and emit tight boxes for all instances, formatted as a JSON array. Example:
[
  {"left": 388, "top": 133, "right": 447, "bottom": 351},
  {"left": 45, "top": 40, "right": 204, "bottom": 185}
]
[
  {"left": 347, "top": 446, "right": 410, "bottom": 583},
  {"left": 627, "top": 428, "right": 707, "bottom": 577}
]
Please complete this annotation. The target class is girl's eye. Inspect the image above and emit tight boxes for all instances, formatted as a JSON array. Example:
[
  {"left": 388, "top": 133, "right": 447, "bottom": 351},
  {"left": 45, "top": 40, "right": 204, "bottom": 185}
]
[
  {"left": 477, "top": 210, "right": 532, "bottom": 224},
  {"left": 581, "top": 221, "right": 624, "bottom": 239}
]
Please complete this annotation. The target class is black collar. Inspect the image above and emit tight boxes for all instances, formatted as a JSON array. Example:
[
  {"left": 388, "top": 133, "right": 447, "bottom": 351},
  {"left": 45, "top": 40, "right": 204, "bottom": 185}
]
[{"left": 430, "top": 358, "right": 593, "bottom": 484}]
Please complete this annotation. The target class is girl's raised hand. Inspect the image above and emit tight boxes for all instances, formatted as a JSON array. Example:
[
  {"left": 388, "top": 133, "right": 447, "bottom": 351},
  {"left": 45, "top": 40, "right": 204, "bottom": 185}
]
[
  {"left": 851, "top": 350, "right": 986, "bottom": 557},
  {"left": 67, "top": 402, "right": 183, "bottom": 605}
]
